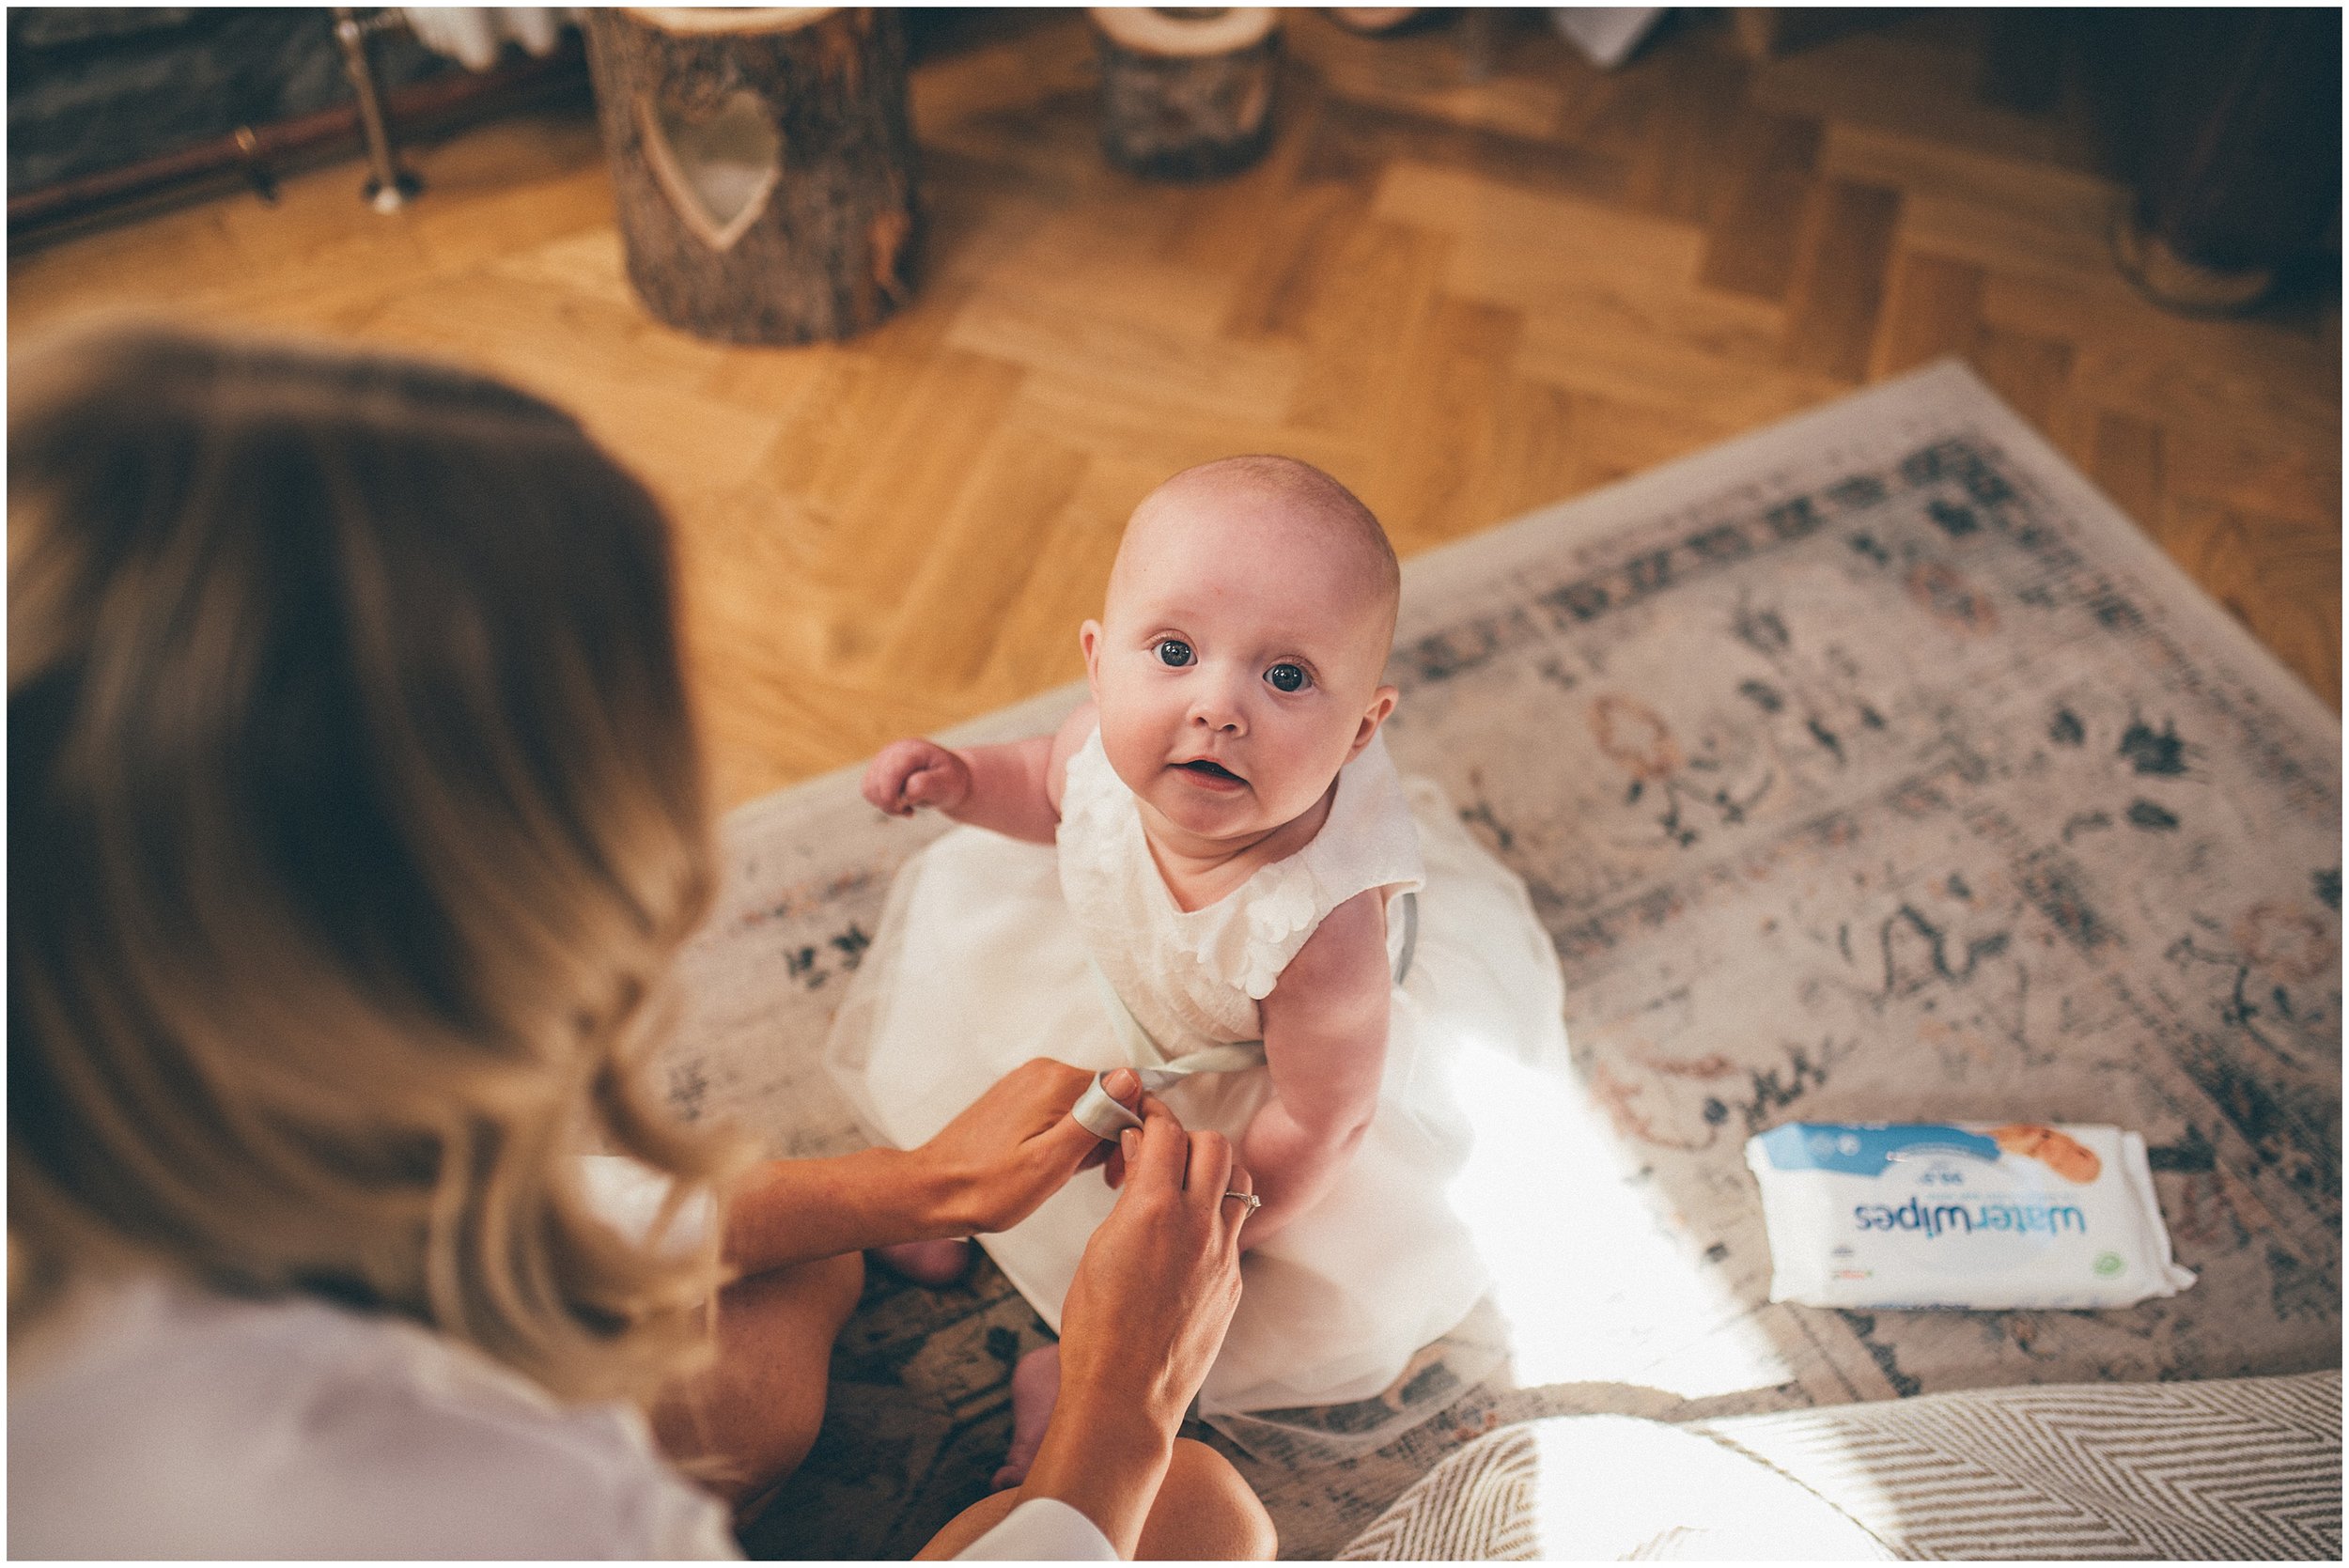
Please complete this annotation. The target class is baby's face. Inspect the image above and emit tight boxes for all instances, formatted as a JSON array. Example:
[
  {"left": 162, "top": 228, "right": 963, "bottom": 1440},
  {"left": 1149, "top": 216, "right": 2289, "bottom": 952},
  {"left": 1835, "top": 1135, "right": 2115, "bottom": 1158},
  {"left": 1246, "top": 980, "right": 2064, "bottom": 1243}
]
[{"left": 1082, "top": 490, "right": 1396, "bottom": 852}]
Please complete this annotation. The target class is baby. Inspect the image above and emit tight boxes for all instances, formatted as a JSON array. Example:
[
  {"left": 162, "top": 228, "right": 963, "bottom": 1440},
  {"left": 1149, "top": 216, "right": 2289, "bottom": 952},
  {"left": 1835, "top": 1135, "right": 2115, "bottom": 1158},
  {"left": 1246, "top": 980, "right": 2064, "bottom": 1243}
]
[{"left": 827, "top": 457, "right": 1565, "bottom": 1481}]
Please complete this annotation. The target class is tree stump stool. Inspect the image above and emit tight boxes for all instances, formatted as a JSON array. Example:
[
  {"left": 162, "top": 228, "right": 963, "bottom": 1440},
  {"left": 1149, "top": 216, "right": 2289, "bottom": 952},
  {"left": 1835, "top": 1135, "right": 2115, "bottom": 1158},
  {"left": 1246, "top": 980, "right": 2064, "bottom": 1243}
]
[
  {"left": 1091, "top": 8, "right": 1281, "bottom": 180},
  {"left": 584, "top": 8, "right": 916, "bottom": 345}
]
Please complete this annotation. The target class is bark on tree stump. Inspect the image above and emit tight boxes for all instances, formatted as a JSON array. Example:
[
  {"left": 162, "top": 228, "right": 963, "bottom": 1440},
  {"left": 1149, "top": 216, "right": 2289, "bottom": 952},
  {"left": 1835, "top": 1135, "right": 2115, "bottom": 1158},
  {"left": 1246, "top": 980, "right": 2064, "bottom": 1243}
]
[
  {"left": 584, "top": 7, "right": 916, "bottom": 345},
  {"left": 1091, "top": 8, "right": 1281, "bottom": 181}
]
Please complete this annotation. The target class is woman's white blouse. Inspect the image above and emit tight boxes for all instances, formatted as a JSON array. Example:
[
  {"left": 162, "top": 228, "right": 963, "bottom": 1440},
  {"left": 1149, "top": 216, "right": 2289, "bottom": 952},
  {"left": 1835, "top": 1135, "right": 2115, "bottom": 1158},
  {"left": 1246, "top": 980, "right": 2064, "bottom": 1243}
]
[
  {"left": 8, "top": 1252, "right": 1112, "bottom": 1559},
  {"left": 8, "top": 1269, "right": 739, "bottom": 1559}
]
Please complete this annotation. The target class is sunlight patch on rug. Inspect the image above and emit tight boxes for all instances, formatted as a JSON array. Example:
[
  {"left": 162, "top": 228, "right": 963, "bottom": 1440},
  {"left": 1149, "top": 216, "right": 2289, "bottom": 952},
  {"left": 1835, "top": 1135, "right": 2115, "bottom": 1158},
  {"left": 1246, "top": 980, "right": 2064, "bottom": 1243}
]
[{"left": 1446, "top": 1035, "right": 1795, "bottom": 1397}]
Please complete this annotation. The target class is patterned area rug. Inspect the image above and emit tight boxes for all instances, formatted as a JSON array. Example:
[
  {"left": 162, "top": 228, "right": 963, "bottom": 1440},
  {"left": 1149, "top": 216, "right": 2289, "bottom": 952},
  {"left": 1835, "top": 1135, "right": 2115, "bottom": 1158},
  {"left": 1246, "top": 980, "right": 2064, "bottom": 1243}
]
[{"left": 665, "top": 362, "right": 2341, "bottom": 1560}]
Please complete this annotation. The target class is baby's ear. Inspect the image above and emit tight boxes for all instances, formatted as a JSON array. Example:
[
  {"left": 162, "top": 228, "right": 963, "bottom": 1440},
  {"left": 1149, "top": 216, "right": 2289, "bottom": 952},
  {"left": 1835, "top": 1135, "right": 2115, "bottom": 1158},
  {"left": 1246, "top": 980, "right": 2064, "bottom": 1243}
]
[
  {"left": 1350, "top": 685, "right": 1399, "bottom": 758},
  {"left": 1080, "top": 620, "right": 1103, "bottom": 691}
]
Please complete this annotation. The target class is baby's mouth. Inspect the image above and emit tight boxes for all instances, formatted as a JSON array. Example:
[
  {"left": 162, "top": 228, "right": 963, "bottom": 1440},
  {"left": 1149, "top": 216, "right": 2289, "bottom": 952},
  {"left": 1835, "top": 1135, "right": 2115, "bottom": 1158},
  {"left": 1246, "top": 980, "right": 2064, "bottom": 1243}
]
[{"left": 1178, "top": 758, "right": 1246, "bottom": 784}]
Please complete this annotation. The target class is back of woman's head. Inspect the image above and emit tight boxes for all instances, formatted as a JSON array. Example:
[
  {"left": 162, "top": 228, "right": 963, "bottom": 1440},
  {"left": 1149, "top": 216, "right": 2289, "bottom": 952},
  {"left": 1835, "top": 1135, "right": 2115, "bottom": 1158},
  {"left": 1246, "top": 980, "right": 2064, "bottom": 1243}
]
[{"left": 9, "top": 322, "right": 739, "bottom": 1402}]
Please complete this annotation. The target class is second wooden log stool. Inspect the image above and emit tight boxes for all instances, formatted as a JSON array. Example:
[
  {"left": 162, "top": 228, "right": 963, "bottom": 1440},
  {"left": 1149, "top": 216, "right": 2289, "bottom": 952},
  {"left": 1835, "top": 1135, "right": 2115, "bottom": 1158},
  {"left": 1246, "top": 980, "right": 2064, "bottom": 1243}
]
[{"left": 1091, "top": 8, "right": 1282, "bottom": 180}]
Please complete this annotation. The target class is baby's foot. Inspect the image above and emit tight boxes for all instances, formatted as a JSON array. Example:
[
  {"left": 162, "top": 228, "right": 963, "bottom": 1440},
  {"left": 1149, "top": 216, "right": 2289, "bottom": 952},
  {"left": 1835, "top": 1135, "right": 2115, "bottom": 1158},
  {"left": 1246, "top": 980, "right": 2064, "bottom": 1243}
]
[
  {"left": 991, "top": 1342, "right": 1063, "bottom": 1491},
  {"left": 871, "top": 1238, "right": 974, "bottom": 1286}
]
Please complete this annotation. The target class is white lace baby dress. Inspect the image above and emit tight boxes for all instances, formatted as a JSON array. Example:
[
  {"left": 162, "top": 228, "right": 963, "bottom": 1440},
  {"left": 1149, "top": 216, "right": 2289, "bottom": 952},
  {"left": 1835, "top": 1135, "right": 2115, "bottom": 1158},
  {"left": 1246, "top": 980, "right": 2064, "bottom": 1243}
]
[{"left": 824, "top": 725, "right": 1568, "bottom": 1421}]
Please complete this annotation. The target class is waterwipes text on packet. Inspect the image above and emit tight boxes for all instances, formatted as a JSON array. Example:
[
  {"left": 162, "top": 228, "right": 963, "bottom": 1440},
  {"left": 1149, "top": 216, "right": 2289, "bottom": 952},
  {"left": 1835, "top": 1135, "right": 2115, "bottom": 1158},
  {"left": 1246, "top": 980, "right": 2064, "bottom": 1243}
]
[{"left": 1745, "top": 1122, "right": 2197, "bottom": 1310}]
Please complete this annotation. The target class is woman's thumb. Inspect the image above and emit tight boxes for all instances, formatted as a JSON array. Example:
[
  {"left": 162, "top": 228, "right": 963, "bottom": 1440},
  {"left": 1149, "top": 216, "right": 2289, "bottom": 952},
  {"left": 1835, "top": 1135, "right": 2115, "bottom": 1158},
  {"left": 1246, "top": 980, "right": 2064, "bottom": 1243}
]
[{"left": 1053, "top": 1068, "right": 1144, "bottom": 1157}]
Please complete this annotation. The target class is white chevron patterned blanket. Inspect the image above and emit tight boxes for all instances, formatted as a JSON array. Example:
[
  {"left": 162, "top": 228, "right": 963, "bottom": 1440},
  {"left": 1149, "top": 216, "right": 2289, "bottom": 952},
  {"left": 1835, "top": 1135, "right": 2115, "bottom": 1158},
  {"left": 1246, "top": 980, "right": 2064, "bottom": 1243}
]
[{"left": 1338, "top": 1369, "right": 2341, "bottom": 1560}]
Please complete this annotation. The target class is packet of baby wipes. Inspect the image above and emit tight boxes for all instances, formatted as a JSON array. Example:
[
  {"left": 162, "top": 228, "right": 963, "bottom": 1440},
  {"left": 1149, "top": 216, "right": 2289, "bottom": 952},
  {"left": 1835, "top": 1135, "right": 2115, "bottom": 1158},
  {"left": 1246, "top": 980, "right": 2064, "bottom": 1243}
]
[{"left": 1746, "top": 1122, "right": 2197, "bottom": 1310}]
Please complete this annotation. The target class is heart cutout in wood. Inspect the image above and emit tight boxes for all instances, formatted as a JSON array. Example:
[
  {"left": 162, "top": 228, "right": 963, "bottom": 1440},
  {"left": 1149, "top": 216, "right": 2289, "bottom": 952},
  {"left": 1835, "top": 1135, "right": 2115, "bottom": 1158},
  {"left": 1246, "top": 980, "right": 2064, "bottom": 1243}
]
[{"left": 638, "top": 88, "right": 782, "bottom": 252}]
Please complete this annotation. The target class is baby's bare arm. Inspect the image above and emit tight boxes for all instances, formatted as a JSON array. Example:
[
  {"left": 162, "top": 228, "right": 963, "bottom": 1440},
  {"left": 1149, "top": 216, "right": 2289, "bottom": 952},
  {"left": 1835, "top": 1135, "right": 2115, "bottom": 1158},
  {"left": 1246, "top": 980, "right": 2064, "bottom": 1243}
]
[
  {"left": 862, "top": 704, "right": 1097, "bottom": 845},
  {"left": 1239, "top": 889, "right": 1392, "bottom": 1245}
]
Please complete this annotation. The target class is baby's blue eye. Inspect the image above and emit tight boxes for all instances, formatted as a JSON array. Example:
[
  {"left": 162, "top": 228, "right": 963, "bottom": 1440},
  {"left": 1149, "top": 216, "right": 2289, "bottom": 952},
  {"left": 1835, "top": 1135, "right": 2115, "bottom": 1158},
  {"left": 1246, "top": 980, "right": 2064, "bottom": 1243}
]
[
  {"left": 1156, "top": 639, "right": 1194, "bottom": 668},
  {"left": 1266, "top": 663, "right": 1309, "bottom": 693}
]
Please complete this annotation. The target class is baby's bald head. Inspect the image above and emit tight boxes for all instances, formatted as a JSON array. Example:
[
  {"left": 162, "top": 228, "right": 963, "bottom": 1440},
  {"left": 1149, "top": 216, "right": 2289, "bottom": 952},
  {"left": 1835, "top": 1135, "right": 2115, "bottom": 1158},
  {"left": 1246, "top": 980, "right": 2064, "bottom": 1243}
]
[
  {"left": 1086, "top": 457, "right": 1403, "bottom": 819},
  {"left": 1111, "top": 456, "right": 1400, "bottom": 651}
]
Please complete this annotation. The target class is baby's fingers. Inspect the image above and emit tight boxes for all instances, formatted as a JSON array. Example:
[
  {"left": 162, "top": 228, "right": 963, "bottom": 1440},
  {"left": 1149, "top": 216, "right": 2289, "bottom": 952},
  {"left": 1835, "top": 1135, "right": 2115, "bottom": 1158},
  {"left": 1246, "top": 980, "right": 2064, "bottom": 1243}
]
[{"left": 862, "top": 754, "right": 919, "bottom": 815}]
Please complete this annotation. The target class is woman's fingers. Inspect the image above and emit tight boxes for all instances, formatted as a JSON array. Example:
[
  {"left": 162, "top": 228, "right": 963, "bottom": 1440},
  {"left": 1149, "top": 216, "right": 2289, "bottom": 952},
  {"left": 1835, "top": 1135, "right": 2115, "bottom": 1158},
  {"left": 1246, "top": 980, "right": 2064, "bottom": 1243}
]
[
  {"left": 1127, "top": 1097, "right": 1193, "bottom": 1194},
  {"left": 1113, "top": 1106, "right": 1249, "bottom": 1231},
  {"left": 1187, "top": 1134, "right": 1255, "bottom": 1251},
  {"left": 1045, "top": 1067, "right": 1149, "bottom": 1168},
  {"left": 1184, "top": 1129, "right": 1235, "bottom": 1211},
  {"left": 1218, "top": 1161, "right": 1256, "bottom": 1247}
]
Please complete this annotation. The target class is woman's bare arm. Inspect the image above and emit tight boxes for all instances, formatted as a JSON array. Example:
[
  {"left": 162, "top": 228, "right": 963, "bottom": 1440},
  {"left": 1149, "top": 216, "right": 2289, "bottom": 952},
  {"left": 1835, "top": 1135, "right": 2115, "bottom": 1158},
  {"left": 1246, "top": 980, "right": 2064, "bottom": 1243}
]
[{"left": 720, "top": 1062, "right": 1138, "bottom": 1274}]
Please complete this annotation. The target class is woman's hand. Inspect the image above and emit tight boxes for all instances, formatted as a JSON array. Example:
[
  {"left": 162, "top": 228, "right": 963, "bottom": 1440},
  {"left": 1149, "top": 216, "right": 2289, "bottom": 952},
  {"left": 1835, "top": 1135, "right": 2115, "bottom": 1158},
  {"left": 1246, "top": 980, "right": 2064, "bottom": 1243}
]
[
  {"left": 1018, "top": 1101, "right": 1252, "bottom": 1555},
  {"left": 1062, "top": 1109, "right": 1250, "bottom": 1427},
  {"left": 862, "top": 738, "right": 973, "bottom": 817},
  {"left": 912, "top": 1061, "right": 1143, "bottom": 1234},
  {"left": 717, "top": 1063, "right": 1143, "bottom": 1274}
]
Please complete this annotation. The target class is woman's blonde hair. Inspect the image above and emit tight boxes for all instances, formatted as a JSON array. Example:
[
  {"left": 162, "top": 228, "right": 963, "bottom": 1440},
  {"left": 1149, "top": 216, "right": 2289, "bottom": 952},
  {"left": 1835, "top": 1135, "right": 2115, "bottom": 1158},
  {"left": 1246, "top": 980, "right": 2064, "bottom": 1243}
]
[{"left": 8, "top": 322, "right": 746, "bottom": 1404}]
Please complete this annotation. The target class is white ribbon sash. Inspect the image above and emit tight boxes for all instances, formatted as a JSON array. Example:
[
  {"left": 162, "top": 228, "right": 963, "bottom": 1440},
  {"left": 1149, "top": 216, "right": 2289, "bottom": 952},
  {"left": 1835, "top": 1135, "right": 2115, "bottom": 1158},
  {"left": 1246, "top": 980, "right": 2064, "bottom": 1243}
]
[{"left": 1068, "top": 891, "right": 1418, "bottom": 1139}]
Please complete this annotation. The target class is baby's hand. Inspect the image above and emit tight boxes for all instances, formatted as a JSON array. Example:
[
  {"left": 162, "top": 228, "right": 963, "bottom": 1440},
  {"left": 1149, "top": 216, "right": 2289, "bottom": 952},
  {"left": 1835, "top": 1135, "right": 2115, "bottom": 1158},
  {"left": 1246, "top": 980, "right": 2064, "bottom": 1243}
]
[{"left": 863, "top": 737, "right": 973, "bottom": 816}]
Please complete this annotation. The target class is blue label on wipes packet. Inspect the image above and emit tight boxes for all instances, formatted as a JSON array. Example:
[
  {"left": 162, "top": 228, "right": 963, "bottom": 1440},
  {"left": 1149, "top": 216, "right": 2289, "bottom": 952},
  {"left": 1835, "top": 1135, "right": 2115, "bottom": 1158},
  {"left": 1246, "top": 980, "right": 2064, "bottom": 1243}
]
[{"left": 1753, "top": 1121, "right": 2001, "bottom": 1177}]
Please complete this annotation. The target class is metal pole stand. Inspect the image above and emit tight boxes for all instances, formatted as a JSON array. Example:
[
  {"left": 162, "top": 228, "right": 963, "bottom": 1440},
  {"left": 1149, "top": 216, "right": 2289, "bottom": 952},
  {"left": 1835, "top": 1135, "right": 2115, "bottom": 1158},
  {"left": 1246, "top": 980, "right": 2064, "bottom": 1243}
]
[{"left": 333, "top": 8, "right": 423, "bottom": 211}]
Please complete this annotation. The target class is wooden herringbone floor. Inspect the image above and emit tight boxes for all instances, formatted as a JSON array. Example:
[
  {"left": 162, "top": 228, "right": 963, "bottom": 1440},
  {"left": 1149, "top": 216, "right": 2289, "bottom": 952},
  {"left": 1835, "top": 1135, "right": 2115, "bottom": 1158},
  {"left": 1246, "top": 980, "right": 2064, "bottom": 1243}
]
[{"left": 11, "top": 10, "right": 2339, "bottom": 809}]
